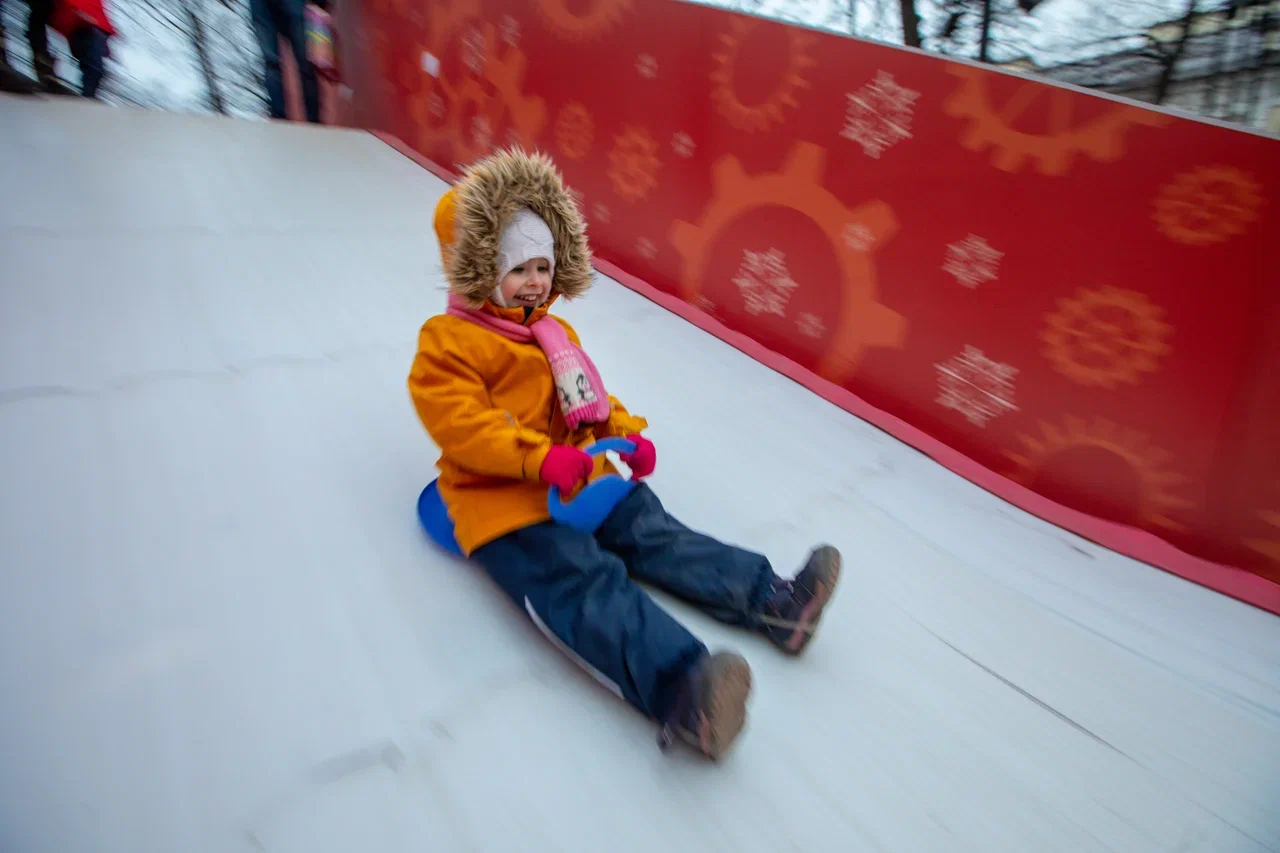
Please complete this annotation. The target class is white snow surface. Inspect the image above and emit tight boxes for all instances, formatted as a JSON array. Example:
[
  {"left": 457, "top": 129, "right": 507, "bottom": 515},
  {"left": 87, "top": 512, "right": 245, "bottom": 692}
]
[{"left": 2, "top": 94, "right": 1278, "bottom": 853}]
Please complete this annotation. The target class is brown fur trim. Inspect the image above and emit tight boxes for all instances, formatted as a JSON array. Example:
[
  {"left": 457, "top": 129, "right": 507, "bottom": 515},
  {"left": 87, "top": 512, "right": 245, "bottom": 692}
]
[{"left": 445, "top": 147, "right": 593, "bottom": 307}]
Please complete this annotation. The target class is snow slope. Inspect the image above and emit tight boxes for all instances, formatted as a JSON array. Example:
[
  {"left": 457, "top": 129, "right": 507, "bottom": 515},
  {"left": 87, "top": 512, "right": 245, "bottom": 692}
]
[{"left": 1, "top": 94, "right": 1277, "bottom": 853}]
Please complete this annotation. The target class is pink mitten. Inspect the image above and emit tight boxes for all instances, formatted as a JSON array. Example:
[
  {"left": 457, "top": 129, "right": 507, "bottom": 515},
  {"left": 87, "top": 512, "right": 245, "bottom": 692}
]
[
  {"left": 539, "top": 445, "right": 594, "bottom": 492},
  {"left": 620, "top": 434, "right": 656, "bottom": 479}
]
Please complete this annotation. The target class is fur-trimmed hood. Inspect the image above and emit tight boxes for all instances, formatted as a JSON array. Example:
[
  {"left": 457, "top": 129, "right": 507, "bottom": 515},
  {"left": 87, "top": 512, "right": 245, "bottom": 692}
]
[{"left": 442, "top": 148, "right": 593, "bottom": 307}]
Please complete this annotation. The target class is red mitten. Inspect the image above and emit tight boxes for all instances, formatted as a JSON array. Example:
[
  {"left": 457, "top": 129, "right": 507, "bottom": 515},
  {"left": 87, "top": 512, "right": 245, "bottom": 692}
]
[
  {"left": 620, "top": 434, "right": 656, "bottom": 479},
  {"left": 539, "top": 445, "right": 594, "bottom": 492}
]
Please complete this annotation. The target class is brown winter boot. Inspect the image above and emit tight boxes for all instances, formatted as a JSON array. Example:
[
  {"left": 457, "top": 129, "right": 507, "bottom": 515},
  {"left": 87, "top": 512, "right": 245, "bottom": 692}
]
[
  {"left": 657, "top": 650, "right": 753, "bottom": 761},
  {"left": 757, "top": 545, "right": 842, "bottom": 655}
]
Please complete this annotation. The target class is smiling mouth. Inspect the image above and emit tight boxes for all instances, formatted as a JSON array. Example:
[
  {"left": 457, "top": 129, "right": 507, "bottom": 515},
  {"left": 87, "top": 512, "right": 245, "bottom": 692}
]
[{"left": 516, "top": 293, "right": 541, "bottom": 304}]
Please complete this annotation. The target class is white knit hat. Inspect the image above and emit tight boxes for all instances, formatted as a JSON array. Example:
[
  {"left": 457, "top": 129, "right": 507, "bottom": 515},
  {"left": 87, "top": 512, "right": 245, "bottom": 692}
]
[{"left": 497, "top": 207, "right": 556, "bottom": 285}]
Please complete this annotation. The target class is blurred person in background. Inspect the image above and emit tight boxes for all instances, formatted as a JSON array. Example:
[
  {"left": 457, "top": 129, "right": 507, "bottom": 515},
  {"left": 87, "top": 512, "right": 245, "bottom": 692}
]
[
  {"left": 304, "top": 0, "right": 338, "bottom": 84},
  {"left": 0, "top": 0, "right": 108, "bottom": 96},
  {"left": 248, "top": 0, "right": 319, "bottom": 122},
  {"left": 0, "top": 0, "right": 58, "bottom": 93},
  {"left": 49, "top": 0, "right": 114, "bottom": 98},
  {"left": 0, "top": 12, "right": 41, "bottom": 92}
]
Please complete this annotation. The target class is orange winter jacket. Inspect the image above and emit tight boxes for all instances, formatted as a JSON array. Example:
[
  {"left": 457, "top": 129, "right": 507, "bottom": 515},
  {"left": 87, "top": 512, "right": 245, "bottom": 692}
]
[
  {"left": 408, "top": 295, "right": 647, "bottom": 555},
  {"left": 411, "top": 148, "right": 641, "bottom": 554}
]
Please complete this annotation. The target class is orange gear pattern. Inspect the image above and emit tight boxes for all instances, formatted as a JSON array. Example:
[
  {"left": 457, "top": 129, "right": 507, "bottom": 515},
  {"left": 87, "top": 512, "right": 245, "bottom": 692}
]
[
  {"left": 710, "top": 16, "right": 815, "bottom": 132},
  {"left": 440, "top": 29, "right": 548, "bottom": 163},
  {"left": 446, "top": 76, "right": 494, "bottom": 163},
  {"left": 384, "top": 40, "right": 446, "bottom": 153},
  {"left": 395, "top": 0, "right": 483, "bottom": 153},
  {"left": 427, "top": 0, "right": 481, "bottom": 50},
  {"left": 1004, "top": 415, "right": 1194, "bottom": 531},
  {"left": 669, "top": 142, "right": 907, "bottom": 384},
  {"left": 478, "top": 37, "right": 547, "bottom": 151},
  {"left": 408, "top": 90, "right": 446, "bottom": 152},
  {"left": 1041, "top": 286, "right": 1172, "bottom": 389},
  {"left": 535, "top": 0, "right": 634, "bottom": 41},
  {"left": 555, "top": 102, "right": 594, "bottom": 160},
  {"left": 941, "top": 63, "right": 1172, "bottom": 176},
  {"left": 1154, "top": 165, "right": 1265, "bottom": 246},
  {"left": 608, "top": 127, "right": 661, "bottom": 201}
]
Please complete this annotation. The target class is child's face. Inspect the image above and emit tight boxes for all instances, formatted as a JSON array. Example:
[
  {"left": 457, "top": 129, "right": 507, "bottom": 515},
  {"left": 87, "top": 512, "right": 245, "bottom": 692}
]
[{"left": 498, "top": 256, "right": 552, "bottom": 307}]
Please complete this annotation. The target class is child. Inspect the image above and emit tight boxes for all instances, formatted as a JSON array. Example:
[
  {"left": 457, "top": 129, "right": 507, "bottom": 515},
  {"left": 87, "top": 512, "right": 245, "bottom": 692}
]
[
  {"left": 407, "top": 148, "right": 841, "bottom": 760},
  {"left": 303, "top": 1, "right": 341, "bottom": 85}
]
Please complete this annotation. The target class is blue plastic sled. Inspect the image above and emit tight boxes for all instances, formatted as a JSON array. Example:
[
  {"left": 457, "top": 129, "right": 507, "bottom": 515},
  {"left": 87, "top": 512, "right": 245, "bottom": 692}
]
[{"left": 417, "top": 437, "right": 638, "bottom": 557}]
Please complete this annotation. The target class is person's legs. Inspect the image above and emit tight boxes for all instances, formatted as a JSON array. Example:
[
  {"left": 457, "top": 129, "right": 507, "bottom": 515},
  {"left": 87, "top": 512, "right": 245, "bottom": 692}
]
[
  {"left": 471, "top": 520, "right": 709, "bottom": 722},
  {"left": 594, "top": 483, "right": 777, "bottom": 627},
  {"left": 248, "top": 0, "right": 286, "bottom": 118},
  {"left": 68, "top": 26, "right": 106, "bottom": 98},
  {"left": 25, "top": 0, "right": 55, "bottom": 84},
  {"left": 472, "top": 520, "right": 753, "bottom": 758},
  {"left": 279, "top": 0, "right": 320, "bottom": 122},
  {"left": 596, "top": 483, "right": 842, "bottom": 655}
]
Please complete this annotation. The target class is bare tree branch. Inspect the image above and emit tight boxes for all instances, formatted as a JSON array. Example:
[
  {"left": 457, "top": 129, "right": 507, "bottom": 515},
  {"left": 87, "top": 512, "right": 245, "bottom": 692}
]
[
  {"left": 1154, "top": 0, "right": 1199, "bottom": 103},
  {"left": 180, "top": 0, "right": 226, "bottom": 113},
  {"left": 98, "top": 0, "right": 266, "bottom": 118},
  {"left": 901, "top": 0, "right": 923, "bottom": 46}
]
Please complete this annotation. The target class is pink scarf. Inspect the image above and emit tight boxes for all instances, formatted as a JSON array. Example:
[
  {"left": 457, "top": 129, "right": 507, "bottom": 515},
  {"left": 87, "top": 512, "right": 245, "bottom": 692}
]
[{"left": 447, "top": 294, "right": 611, "bottom": 430}]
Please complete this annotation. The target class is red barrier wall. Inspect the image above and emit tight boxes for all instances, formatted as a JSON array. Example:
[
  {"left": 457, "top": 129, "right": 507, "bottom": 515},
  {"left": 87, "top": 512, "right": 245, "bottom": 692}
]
[{"left": 334, "top": 0, "right": 1280, "bottom": 614}]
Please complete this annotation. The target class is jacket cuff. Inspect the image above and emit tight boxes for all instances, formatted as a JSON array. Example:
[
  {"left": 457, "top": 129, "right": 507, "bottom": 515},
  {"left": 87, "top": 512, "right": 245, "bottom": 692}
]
[
  {"left": 522, "top": 442, "right": 552, "bottom": 482},
  {"left": 612, "top": 413, "right": 648, "bottom": 437}
]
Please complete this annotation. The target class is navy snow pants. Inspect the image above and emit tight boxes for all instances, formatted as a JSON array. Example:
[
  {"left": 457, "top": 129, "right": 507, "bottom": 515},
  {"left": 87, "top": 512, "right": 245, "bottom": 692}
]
[{"left": 471, "top": 483, "right": 776, "bottom": 721}]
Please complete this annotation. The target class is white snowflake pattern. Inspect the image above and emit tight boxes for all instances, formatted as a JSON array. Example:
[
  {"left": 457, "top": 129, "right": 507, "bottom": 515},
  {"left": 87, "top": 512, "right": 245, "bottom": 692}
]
[
  {"left": 427, "top": 92, "right": 445, "bottom": 119},
  {"left": 843, "top": 223, "right": 874, "bottom": 252},
  {"left": 636, "top": 238, "right": 657, "bottom": 259},
  {"left": 420, "top": 51, "right": 441, "bottom": 77},
  {"left": 943, "top": 234, "right": 1003, "bottom": 289},
  {"left": 462, "top": 26, "right": 486, "bottom": 74},
  {"left": 691, "top": 294, "right": 716, "bottom": 312},
  {"left": 841, "top": 70, "right": 919, "bottom": 159},
  {"left": 934, "top": 346, "right": 1019, "bottom": 428},
  {"left": 671, "top": 132, "right": 695, "bottom": 158},
  {"left": 637, "top": 53, "right": 658, "bottom": 79},
  {"left": 732, "top": 249, "right": 800, "bottom": 317},
  {"left": 593, "top": 203, "right": 611, "bottom": 224},
  {"left": 797, "top": 313, "right": 826, "bottom": 339},
  {"left": 500, "top": 14, "right": 520, "bottom": 46}
]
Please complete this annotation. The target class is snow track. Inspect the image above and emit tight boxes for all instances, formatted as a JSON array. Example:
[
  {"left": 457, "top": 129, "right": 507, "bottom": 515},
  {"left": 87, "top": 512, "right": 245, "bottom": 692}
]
[{"left": 2, "top": 94, "right": 1277, "bottom": 853}]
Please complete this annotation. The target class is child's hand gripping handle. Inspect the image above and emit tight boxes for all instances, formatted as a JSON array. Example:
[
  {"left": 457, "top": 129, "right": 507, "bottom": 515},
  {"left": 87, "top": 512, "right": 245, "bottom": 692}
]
[
  {"left": 538, "top": 445, "right": 596, "bottom": 493},
  {"left": 617, "top": 434, "right": 655, "bottom": 479},
  {"left": 538, "top": 437, "right": 641, "bottom": 492},
  {"left": 543, "top": 438, "right": 642, "bottom": 533}
]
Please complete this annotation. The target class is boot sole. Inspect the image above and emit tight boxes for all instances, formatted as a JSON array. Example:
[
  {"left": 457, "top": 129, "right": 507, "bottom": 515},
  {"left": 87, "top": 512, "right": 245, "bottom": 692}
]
[
  {"left": 679, "top": 652, "right": 752, "bottom": 761},
  {"left": 784, "top": 546, "right": 841, "bottom": 654}
]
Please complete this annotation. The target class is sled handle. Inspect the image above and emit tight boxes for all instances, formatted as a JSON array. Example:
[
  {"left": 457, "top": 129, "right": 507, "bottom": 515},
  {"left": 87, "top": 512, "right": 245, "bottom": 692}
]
[
  {"left": 579, "top": 437, "right": 637, "bottom": 457},
  {"left": 546, "top": 438, "right": 639, "bottom": 530}
]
